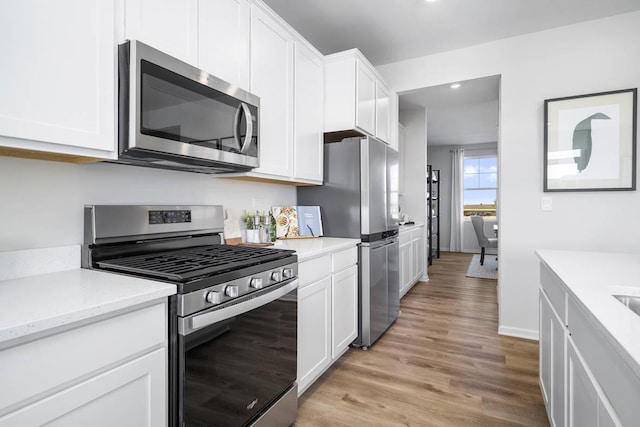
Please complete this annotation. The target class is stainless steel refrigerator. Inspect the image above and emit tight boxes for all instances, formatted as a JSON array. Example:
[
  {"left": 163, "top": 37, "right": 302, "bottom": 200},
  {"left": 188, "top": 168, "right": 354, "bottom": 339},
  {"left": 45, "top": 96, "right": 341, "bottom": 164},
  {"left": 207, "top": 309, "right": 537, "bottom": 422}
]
[{"left": 297, "top": 135, "right": 399, "bottom": 349}]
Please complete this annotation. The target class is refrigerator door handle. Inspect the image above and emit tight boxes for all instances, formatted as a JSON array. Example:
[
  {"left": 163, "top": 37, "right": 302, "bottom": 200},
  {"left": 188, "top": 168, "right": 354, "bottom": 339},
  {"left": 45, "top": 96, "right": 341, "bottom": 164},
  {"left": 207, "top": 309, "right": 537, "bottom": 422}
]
[{"left": 364, "top": 237, "right": 398, "bottom": 249}]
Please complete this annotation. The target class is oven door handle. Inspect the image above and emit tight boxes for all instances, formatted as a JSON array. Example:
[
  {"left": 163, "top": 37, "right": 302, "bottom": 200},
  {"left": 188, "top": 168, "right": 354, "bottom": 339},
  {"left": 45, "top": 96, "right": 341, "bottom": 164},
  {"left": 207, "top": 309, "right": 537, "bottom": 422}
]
[{"left": 182, "top": 279, "right": 298, "bottom": 335}]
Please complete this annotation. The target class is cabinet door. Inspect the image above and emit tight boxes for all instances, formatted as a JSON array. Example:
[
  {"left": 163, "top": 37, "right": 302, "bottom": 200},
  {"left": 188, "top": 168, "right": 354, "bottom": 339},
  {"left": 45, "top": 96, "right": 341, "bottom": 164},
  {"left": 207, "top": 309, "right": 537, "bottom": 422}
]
[
  {"left": 331, "top": 265, "right": 358, "bottom": 359},
  {"left": 198, "top": 0, "right": 250, "bottom": 89},
  {"left": 298, "top": 277, "right": 331, "bottom": 395},
  {"left": 568, "top": 339, "right": 598, "bottom": 427},
  {"left": 0, "top": 0, "right": 116, "bottom": 156},
  {"left": 293, "top": 42, "right": 324, "bottom": 183},
  {"left": 250, "top": 6, "right": 294, "bottom": 178},
  {"left": 398, "top": 125, "right": 405, "bottom": 194},
  {"left": 413, "top": 235, "right": 424, "bottom": 280},
  {"left": 124, "top": 0, "right": 198, "bottom": 65},
  {"left": 388, "top": 92, "right": 399, "bottom": 151},
  {"left": 540, "top": 290, "right": 567, "bottom": 427},
  {"left": 355, "top": 61, "right": 376, "bottom": 136},
  {"left": 0, "top": 349, "right": 166, "bottom": 427},
  {"left": 567, "top": 338, "right": 621, "bottom": 427},
  {"left": 539, "top": 290, "right": 553, "bottom": 409},
  {"left": 375, "top": 81, "right": 390, "bottom": 143},
  {"left": 399, "top": 242, "right": 412, "bottom": 297}
]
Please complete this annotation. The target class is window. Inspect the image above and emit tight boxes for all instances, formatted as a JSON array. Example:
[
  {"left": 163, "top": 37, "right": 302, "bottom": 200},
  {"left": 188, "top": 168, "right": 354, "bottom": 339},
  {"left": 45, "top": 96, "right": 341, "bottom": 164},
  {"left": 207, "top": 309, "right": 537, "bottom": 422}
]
[{"left": 463, "top": 156, "right": 497, "bottom": 217}]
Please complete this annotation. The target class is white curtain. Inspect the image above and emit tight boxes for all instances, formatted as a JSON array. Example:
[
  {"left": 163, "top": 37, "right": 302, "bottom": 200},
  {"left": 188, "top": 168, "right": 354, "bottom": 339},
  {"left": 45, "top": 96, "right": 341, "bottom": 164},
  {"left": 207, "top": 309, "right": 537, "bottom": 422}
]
[{"left": 449, "top": 149, "right": 464, "bottom": 252}]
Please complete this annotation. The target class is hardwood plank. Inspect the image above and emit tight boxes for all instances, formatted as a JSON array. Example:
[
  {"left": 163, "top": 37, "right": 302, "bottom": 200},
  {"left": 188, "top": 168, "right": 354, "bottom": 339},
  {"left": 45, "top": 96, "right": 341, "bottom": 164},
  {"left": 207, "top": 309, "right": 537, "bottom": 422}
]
[{"left": 295, "top": 252, "right": 549, "bottom": 426}]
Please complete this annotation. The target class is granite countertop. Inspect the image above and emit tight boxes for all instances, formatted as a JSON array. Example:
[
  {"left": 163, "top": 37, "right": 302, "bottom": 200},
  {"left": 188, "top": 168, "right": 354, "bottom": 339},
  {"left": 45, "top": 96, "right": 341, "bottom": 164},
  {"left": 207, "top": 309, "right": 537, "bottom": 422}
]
[
  {"left": 274, "top": 237, "right": 360, "bottom": 261},
  {"left": 536, "top": 249, "right": 640, "bottom": 377},
  {"left": 0, "top": 269, "right": 176, "bottom": 348}
]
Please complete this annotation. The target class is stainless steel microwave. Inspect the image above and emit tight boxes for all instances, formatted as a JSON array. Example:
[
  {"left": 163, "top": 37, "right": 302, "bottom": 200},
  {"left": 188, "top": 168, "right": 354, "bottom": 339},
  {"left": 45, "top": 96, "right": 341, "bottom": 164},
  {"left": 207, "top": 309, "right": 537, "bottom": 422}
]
[{"left": 116, "top": 40, "right": 259, "bottom": 173}]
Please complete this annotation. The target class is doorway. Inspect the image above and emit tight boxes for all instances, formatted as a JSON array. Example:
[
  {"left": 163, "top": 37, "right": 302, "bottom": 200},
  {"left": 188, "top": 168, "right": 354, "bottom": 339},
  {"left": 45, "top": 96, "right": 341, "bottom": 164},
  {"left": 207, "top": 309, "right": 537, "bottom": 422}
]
[{"left": 397, "top": 74, "right": 501, "bottom": 299}]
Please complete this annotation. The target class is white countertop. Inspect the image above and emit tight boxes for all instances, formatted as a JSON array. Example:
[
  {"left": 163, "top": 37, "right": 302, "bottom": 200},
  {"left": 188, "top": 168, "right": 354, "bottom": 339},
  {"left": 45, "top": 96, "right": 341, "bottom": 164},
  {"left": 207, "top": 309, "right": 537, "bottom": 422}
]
[
  {"left": 274, "top": 237, "right": 360, "bottom": 261},
  {"left": 536, "top": 250, "right": 640, "bottom": 376},
  {"left": 399, "top": 223, "right": 424, "bottom": 233},
  {"left": 0, "top": 269, "right": 176, "bottom": 348}
]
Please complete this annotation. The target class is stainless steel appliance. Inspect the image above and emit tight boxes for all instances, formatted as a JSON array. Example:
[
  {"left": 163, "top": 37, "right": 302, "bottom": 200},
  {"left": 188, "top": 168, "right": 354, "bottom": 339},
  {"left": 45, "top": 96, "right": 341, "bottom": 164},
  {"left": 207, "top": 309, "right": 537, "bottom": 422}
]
[
  {"left": 82, "top": 205, "right": 298, "bottom": 427},
  {"left": 297, "top": 136, "right": 399, "bottom": 349},
  {"left": 117, "top": 40, "right": 260, "bottom": 174}
]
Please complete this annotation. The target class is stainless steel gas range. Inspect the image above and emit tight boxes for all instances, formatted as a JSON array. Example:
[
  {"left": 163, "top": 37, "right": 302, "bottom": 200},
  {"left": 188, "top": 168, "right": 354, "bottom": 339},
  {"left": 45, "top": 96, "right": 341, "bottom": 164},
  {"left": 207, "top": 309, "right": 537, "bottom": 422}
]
[{"left": 82, "top": 205, "right": 299, "bottom": 427}]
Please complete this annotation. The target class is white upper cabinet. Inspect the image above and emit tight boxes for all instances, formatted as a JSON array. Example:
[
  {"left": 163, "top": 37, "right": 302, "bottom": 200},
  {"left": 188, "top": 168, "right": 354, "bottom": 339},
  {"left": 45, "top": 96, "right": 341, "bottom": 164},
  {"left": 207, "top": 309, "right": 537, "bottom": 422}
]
[
  {"left": 198, "top": 0, "right": 250, "bottom": 89},
  {"left": 356, "top": 62, "right": 376, "bottom": 136},
  {"left": 324, "top": 49, "right": 397, "bottom": 145},
  {"left": 375, "top": 80, "right": 390, "bottom": 143},
  {"left": 0, "top": 0, "right": 117, "bottom": 160},
  {"left": 293, "top": 42, "right": 324, "bottom": 183},
  {"left": 123, "top": 0, "right": 198, "bottom": 65},
  {"left": 388, "top": 91, "right": 399, "bottom": 151},
  {"left": 250, "top": 5, "right": 294, "bottom": 178}
]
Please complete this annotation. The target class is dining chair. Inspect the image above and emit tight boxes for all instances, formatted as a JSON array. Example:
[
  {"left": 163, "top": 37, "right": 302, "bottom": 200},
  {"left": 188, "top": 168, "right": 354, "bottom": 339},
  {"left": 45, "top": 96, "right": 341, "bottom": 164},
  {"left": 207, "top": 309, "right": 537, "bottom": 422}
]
[{"left": 470, "top": 215, "right": 498, "bottom": 266}]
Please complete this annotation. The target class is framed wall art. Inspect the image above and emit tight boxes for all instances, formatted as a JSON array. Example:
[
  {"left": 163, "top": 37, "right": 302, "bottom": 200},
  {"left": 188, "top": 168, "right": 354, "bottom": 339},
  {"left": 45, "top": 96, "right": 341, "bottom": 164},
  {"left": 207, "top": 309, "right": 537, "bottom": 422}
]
[{"left": 544, "top": 88, "right": 637, "bottom": 191}]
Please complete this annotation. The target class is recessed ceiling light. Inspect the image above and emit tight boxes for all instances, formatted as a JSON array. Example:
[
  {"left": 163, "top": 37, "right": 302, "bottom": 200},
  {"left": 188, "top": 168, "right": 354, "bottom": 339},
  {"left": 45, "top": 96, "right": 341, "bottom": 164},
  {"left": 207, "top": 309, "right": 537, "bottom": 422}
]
[{"left": 450, "top": 83, "right": 461, "bottom": 89}]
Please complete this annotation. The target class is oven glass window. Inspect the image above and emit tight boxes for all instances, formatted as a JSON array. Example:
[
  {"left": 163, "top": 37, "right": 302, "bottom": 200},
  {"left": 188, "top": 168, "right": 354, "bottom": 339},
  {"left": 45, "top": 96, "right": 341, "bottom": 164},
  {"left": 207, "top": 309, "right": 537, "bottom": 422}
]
[
  {"left": 140, "top": 60, "right": 258, "bottom": 158},
  {"left": 182, "top": 290, "right": 296, "bottom": 426}
]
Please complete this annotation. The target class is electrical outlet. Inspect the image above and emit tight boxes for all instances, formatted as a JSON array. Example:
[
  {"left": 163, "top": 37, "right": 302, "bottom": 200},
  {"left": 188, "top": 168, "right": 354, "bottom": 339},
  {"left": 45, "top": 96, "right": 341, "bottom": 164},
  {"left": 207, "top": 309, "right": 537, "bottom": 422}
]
[{"left": 541, "top": 197, "right": 552, "bottom": 211}]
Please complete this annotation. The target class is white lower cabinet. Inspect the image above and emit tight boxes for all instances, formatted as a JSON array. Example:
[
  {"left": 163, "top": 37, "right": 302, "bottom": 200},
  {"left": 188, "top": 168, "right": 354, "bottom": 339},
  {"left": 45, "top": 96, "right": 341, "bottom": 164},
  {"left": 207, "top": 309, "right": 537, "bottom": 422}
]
[
  {"left": 0, "top": 301, "right": 168, "bottom": 426},
  {"left": 539, "top": 290, "right": 566, "bottom": 427},
  {"left": 331, "top": 265, "right": 358, "bottom": 359},
  {"left": 399, "top": 226, "right": 425, "bottom": 297},
  {"left": 297, "top": 245, "right": 358, "bottom": 395},
  {"left": 298, "top": 276, "right": 332, "bottom": 394},
  {"left": 567, "top": 338, "right": 619, "bottom": 427},
  {"left": 0, "top": 349, "right": 165, "bottom": 427},
  {"left": 539, "top": 264, "right": 627, "bottom": 427}
]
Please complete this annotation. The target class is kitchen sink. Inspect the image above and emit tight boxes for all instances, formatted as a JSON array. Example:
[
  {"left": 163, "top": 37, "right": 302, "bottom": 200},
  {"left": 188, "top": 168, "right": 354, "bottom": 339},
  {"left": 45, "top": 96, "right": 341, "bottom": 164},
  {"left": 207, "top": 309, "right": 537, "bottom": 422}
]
[{"left": 613, "top": 295, "right": 640, "bottom": 317}]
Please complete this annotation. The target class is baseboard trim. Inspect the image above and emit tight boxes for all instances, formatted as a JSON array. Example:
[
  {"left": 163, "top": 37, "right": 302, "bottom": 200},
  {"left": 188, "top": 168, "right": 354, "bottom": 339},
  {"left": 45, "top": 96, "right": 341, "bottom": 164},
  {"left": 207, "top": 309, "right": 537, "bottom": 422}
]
[{"left": 498, "top": 325, "right": 539, "bottom": 341}]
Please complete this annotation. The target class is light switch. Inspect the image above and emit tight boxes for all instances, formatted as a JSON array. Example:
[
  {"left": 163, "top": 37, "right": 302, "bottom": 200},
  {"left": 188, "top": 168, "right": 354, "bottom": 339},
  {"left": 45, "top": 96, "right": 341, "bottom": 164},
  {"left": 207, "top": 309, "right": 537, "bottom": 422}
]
[{"left": 541, "top": 197, "right": 552, "bottom": 211}]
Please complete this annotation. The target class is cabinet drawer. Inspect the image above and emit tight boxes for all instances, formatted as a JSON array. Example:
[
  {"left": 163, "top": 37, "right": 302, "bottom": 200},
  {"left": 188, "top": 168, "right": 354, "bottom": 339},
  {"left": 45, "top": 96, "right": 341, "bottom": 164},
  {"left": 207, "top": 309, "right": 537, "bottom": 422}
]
[
  {"left": 411, "top": 228, "right": 423, "bottom": 241},
  {"left": 540, "top": 264, "right": 567, "bottom": 325},
  {"left": 299, "top": 255, "right": 331, "bottom": 288},
  {"left": 331, "top": 247, "right": 358, "bottom": 273},
  {"left": 0, "top": 302, "right": 167, "bottom": 413},
  {"left": 399, "top": 230, "right": 411, "bottom": 246},
  {"left": 568, "top": 296, "right": 639, "bottom": 427}
]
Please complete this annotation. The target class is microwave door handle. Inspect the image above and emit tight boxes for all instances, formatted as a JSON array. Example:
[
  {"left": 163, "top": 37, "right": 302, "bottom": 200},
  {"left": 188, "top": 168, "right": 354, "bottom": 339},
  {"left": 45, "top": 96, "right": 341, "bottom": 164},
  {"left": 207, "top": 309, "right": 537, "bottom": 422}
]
[
  {"left": 233, "top": 104, "right": 243, "bottom": 152},
  {"left": 239, "top": 102, "right": 254, "bottom": 154}
]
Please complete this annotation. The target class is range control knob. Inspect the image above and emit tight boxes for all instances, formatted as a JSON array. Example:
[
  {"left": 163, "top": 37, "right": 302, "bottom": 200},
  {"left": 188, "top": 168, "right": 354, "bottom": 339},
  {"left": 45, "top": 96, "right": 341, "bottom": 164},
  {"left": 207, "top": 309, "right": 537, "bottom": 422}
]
[
  {"left": 271, "top": 271, "right": 282, "bottom": 282},
  {"left": 225, "top": 285, "right": 239, "bottom": 298},
  {"left": 205, "top": 291, "right": 222, "bottom": 305},
  {"left": 250, "top": 277, "right": 263, "bottom": 289},
  {"left": 283, "top": 268, "right": 294, "bottom": 279}
]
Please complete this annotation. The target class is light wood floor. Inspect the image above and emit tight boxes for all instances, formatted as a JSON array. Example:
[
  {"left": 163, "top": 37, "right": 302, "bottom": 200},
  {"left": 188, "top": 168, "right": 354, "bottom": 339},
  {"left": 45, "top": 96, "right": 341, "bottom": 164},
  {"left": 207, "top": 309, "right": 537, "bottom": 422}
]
[{"left": 295, "top": 252, "right": 549, "bottom": 427}]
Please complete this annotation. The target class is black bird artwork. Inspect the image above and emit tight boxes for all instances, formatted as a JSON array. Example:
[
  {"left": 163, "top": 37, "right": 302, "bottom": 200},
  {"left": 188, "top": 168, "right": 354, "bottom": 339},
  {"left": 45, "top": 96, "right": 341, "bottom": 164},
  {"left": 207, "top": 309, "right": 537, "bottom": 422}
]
[{"left": 572, "top": 112, "right": 611, "bottom": 172}]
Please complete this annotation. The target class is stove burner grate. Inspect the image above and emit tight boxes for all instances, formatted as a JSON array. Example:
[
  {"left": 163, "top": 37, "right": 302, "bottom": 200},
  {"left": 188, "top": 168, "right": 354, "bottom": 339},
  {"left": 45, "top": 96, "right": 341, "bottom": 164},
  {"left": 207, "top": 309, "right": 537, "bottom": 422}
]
[{"left": 96, "top": 245, "right": 291, "bottom": 282}]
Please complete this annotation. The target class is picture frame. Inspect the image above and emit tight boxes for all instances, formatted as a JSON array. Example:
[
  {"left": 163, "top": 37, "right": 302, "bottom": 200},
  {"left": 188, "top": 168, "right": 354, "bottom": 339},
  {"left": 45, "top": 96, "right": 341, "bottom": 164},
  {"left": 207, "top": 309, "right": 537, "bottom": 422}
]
[{"left": 543, "top": 88, "right": 637, "bottom": 192}]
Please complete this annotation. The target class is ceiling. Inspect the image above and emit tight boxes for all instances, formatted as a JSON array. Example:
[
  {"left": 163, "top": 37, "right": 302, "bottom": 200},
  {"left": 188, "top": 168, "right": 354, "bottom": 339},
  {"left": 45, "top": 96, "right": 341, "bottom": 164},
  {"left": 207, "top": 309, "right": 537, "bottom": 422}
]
[
  {"left": 262, "top": 0, "right": 640, "bottom": 146},
  {"left": 400, "top": 75, "right": 500, "bottom": 146},
  {"left": 262, "top": 0, "right": 640, "bottom": 66}
]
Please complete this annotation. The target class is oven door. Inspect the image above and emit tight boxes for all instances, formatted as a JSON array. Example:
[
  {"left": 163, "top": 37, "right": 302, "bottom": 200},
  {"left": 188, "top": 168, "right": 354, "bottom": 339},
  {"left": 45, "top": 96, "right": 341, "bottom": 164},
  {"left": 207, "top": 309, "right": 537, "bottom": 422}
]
[{"left": 177, "top": 279, "right": 298, "bottom": 427}]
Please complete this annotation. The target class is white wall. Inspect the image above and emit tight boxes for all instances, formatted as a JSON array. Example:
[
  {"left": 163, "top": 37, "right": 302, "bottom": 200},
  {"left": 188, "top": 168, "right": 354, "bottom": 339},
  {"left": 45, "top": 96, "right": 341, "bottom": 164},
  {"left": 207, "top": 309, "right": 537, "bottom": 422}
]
[
  {"left": 0, "top": 156, "right": 296, "bottom": 251},
  {"left": 379, "top": 11, "right": 640, "bottom": 339},
  {"left": 427, "top": 143, "right": 497, "bottom": 253},
  {"left": 399, "top": 108, "right": 427, "bottom": 223}
]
